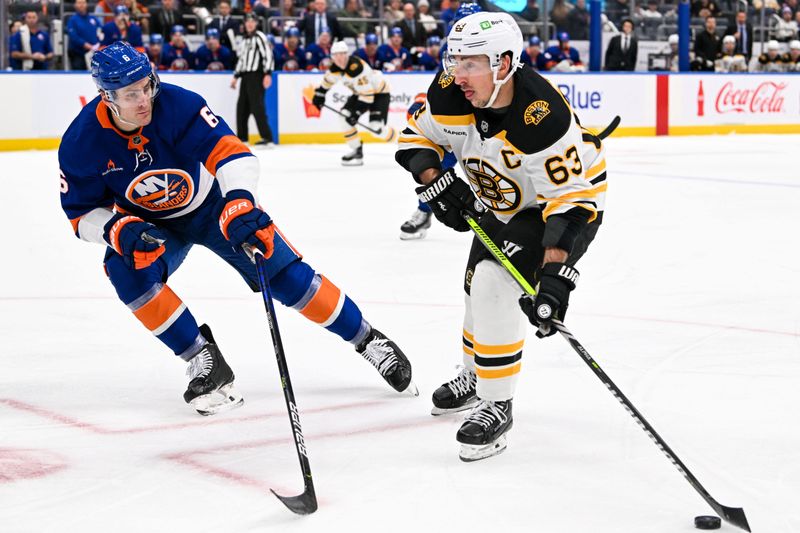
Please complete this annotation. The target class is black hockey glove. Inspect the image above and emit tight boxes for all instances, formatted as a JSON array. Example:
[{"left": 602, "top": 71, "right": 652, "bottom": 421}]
[
  {"left": 415, "top": 168, "right": 484, "bottom": 232},
  {"left": 343, "top": 100, "right": 370, "bottom": 126},
  {"left": 519, "top": 262, "right": 579, "bottom": 338},
  {"left": 311, "top": 87, "right": 327, "bottom": 110}
]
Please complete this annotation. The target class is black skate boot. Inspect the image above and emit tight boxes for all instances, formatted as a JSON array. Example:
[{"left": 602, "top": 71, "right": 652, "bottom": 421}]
[
  {"left": 341, "top": 144, "right": 363, "bottom": 166},
  {"left": 431, "top": 366, "right": 478, "bottom": 415},
  {"left": 399, "top": 208, "right": 432, "bottom": 240},
  {"left": 356, "top": 328, "right": 418, "bottom": 396},
  {"left": 184, "top": 324, "right": 244, "bottom": 416},
  {"left": 457, "top": 399, "right": 513, "bottom": 462}
]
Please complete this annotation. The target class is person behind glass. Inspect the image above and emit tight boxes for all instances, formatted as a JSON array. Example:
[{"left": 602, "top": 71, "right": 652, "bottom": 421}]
[
  {"left": 541, "top": 31, "right": 585, "bottom": 71},
  {"left": 725, "top": 11, "right": 752, "bottom": 61},
  {"left": 161, "top": 24, "right": 194, "bottom": 70},
  {"left": 520, "top": 35, "right": 544, "bottom": 70},
  {"left": 520, "top": 0, "right": 539, "bottom": 22},
  {"left": 415, "top": 35, "right": 441, "bottom": 70},
  {"left": 10, "top": 11, "right": 53, "bottom": 70},
  {"left": 395, "top": 3, "right": 426, "bottom": 51},
  {"left": 692, "top": 16, "right": 720, "bottom": 71},
  {"left": 150, "top": 0, "right": 182, "bottom": 38},
  {"left": 378, "top": 26, "right": 412, "bottom": 71},
  {"left": 757, "top": 39, "right": 784, "bottom": 71},
  {"left": 355, "top": 32, "right": 383, "bottom": 70},
  {"left": 100, "top": 6, "right": 144, "bottom": 51},
  {"left": 417, "top": 0, "right": 439, "bottom": 38},
  {"left": 774, "top": 6, "right": 798, "bottom": 42},
  {"left": 67, "top": 0, "right": 101, "bottom": 71},
  {"left": 440, "top": 0, "right": 461, "bottom": 31},
  {"left": 195, "top": 27, "right": 234, "bottom": 70},
  {"left": 783, "top": 39, "right": 800, "bottom": 71},
  {"left": 339, "top": 0, "right": 368, "bottom": 38},
  {"left": 565, "top": 0, "right": 589, "bottom": 40},
  {"left": 146, "top": 33, "right": 165, "bottom": 69},
  {"left": 231, "top": 12, "right": 275, "bottom": 147},
  {"left": 604, "top": 18, "right": 637, "bottom": 71},
  {"left": 384, "top": 0, "right": 405, "bottom": 26},
  {"left": 715, "top": 34, "right": 747, "bottom": 72},
  {"left": 209, "top": 0, "right": 240, "bottom": 51},
  {"left": 123, "top": 0, "right": 151, "bottom": 35},
  {"left": 305, "top": 27, "right": 333, "bottom": 70},
  {"left": 297, "top": 0, "right": 343, "bottom": 47},
  {"left": 273, "top": 27, "right": 307, "bottom": 70}
]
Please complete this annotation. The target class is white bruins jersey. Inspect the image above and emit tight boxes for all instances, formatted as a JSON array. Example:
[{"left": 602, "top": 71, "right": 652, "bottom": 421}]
[
  {"left": 321, "top": 56, "right": 390, "bottom": 104},
  {"left": 398, "top": 66, "right": 606, "bottom": 226}
]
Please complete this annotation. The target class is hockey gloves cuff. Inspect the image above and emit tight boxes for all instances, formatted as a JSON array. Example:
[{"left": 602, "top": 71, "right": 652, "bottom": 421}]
[
  {"left": 219, "top": 190, "right": 275, "bottom": 258},
  {"left": 415, "top": 168, "right": 484, "bottom": 232},
  {"left": 103, "top": 214, "right": 167, "bottom": 270},
  {"left": 311, "top": 87, "right": 327, "bottom": 111},
  {"left": 519, "top": 262, "right": 579, "bottom": 338}
]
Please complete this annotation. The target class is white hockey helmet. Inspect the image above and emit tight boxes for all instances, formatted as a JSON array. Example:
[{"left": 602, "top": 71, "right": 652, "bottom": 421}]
[
  {"left": 331, "top": 40, "right": 349, "bottom": 55},
  {"left": 767, "top": 39, "right": 780, "bottom": 51},
  {"left": 668, "top": 33, "right": 678, "bottom": 45},
  {"left": 445, "top": 11, "right": 523, "bottom": 108},
  {"left": 722, "top": 34, "right": 735, "bottom": 45},
  {"left": 790, "top": 40, "right": 800, "bottom": 50}
]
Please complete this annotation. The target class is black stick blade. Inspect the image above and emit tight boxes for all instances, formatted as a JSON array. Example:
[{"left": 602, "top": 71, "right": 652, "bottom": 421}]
[
  {"left": 714, "top": 503, "right": 751, "bottom": 532},
  {"left": 271, "top": 489, "right": 318, "bottom": 515}
]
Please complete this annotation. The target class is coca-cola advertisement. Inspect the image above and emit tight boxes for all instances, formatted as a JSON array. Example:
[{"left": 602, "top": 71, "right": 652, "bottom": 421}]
[{"left": 671, "top": 74, "right": 800, "bottom": 131}]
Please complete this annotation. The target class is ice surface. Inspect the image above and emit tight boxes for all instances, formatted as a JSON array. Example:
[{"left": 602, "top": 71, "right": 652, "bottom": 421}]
[{"left": 1, "top": 135, "right": 799, "bottom": 533}]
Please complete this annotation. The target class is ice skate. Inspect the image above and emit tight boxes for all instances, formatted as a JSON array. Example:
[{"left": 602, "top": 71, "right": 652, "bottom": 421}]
[
  {"left": 356, "top": 328, "right": 418, "bottom": 396},
  {"left": 399, "top": 208, "right": 432, "bottom": 240},
  {"left": 431, "top": 366, "right": 477, "bottom": 415},
  {"left": 184, "top": 324, "right": 244, "bottom": 416},
  {"left": 341, "top": 144, "right": 363, "bottom": 166},
  {"left": 457, "top": 400, "right": 513, "bottom": 462}
]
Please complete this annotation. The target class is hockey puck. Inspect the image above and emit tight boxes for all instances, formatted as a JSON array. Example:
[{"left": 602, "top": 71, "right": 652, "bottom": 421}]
[{"left": 694, "top": 515, "right": 721, "bottom": 529}]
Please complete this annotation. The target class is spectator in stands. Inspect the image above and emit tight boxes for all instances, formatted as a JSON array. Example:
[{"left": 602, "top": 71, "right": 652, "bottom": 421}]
[
  {"left": 775, "top": 6, "right": 798, "bottom": 42},
  {"left": 565, "top": 0, "right": 589, "bottom": 40},
  {"left": 520, "top": 35, "right": 544, "bottom": 70},
  {"left": 179, "top": 0, "right": 208, "bottom": 33},
  {"left": 305, "top": 27, "right": 333, "bottom": 70},
  {"left": 541, "top": 31, "right": 585, "bottom": 71},
  {"left": 101, "top": 6, "right": 144, "bottom": 51},
  {"left": 10, "top": 11, "right": 53, "bottom": 70},
  {"left": 274, "top": 26, "right": 307, "bottom": 70},
  {"left": 667, "top": 33, "right": 679, "bottom": 71},
  {"left": 605, "top": 18, "right": 638, "bottom": 70},
  {"left": 209, "top": 0, "right": 241, "bottom": 50},
  {"left": 339, "top": 0, "right": 368, "bottom": 37},
  {"left": 752, "top": 0, "right": 780, "bottom": 14},
  {"left": 378, "top": 26, "right": 411, "bottom": 70},
  {"left": 67, "top": 0, "right": 101, "bottom": 71},
  {"left": 123, "top": 0, "right": 150, "bottom": 34},
  {"left": 162, "top": 24, "right": 194, "bottom": 70},
  {"left": 150, "top": 0, "right": 182, "bottom": 38},
  {"left": 638, "top": 0, "right": 663, "bottom": 20},
  {"left": 395, "top": 3, "right": 426, "bottom": 50},
  {"left": 692, "top": 16, "right": 720, "bottom": 70},
  {"left": 383, "top": 0, "right": 405, "bottom": 26},
  {"left": 520, "top": 0, "right": 540, "bottom": 22},
  {"left": 549, "top": 0, "right": 573, "bottom": 34},
  {"left": 757, "top": 39, "right": 784, "bottom": 70},
  {"left": 417, "top": 0, "right": 440, "bottom": 38},
  {"left": 146, "top": 33, "right": 165, "bottom": 69},
  {"left": 252, "top": 0, "right": 272, "bottom": 19},
  {"left": 9, "top": 19, "right": 23, "bottom": 38},
  {"left": 297, "top": 0, "right": 344, "bottom": 46},
  {"left": 691, "top": 0, "right": 720, "bottom": 18},
  {"left": 725, "top": 11, "right": 753, "bottom": 61},
  {"left": 415, "top": 35, "right": 441, "bottom": 70},
  {"left": 95, "top": 0, "right": 122, "bottom": 24},
  {"left": 715, "top": 34, "right": 748, "bottom": 71},
  {"left": 270, "top": 0, "right": 302, "bottom": 36},
  {"left": 606, "top": 0, "right": 630, "bottom": 26},
  {"left": 355, "top": 32, "right": 383, "bottom": 69},
  {"left": 440, "top": 0, "right": 461, "bottom": 31},
  {"left": 195, "top": 27, "right": 234, "bottom": 70},
  {"left": 783, "top": 39, "right": 800, "bottom": 70}
]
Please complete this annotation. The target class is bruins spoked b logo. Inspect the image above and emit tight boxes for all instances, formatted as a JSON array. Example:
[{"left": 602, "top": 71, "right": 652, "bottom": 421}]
[{"left": 462, "top": 158, "right": 521, "bottom": 212}]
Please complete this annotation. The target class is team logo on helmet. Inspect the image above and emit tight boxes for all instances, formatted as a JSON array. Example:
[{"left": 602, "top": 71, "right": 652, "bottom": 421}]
[
  {"left": 462, "top": 158, "right": 521, "bottom": 212},
  {"left": 438, "top": 69, "right": 454, "bottom": 88},
  {"left": 454, "top": 23, "right": 466, "bottom": 32},
  {"left": 126, "top": 169, "right": 194, "bottom": 211},
  {"left": 524, "top": 100, "right": 550, "bottom": 126}
]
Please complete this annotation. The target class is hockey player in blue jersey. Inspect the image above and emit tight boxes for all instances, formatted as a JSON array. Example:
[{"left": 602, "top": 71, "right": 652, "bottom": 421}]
[
  {"left": 355, "top": 33, "right": 383, "bottom": 70},
  {"left": 272, "top": 27, "right": 307, "bottom": 71},
  {"left": 377, "top": 28, "right": 411, "bottom": 71},
  {"left": 415, "top": 36, "right": 442, "bottom": 71},
  {"left": 541, "top": 32, "right": 585, "bottom": 71},
  {"left": 193, "top": 28, "right": 234, "bottom": 71},
  {"left": 100, "top": 6, "right": 144, "bottom": 51},
  {"left": 59, "top": 42, "right": 417, "bottom": 416}
]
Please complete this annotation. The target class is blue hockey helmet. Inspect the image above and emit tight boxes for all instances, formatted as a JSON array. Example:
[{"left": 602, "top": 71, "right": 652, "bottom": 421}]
[
  {"left": 206, "top": 27, "right": 220, "bottom": 40},
  {"left": 427, "top": 35, "right": 441, "bottom": 47},
  {"left": 286, "top": 26, "right": 301, "bottom": 38},
  {"left": 365, "top": 33, "right": 379, "bottom": 45},
  {"left": 91, "top": 41, "right": 160, "bottom": 101},
  {"left": 454, "top": 2, "right": 482, "bottom": 21},
  {"left": 114, "top": 5, "right": 129, "bottom": 15},
  {"left": 390, "top": 27, "right": 403, "bottom": 37},
  {"left": 557, "top": 31, "right": 570, "bottom": 42},
  {"left": 171, "top": 24, "right": 186, "bottom": 35},
  {"left": 528, "top": 35, "right": 541, "bottom": 46},
  {"left": 149, "top": 33, "right": 164, "bottom": 45}
]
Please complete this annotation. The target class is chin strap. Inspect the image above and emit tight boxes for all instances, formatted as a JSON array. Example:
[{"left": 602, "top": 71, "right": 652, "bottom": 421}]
[{"left": 480, "top": 64, "right": 518, "bottom": 109}]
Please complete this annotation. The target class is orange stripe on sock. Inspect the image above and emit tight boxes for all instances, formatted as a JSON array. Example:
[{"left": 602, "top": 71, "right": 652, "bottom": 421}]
[
  {"left": 299, "top": 275, "right": 341, "bottom": 324},
  {"left": 476, "top": 362, "right": 522, "bottom": 379},
  {"left": 463, "top": 329, "right": 474, "bottom": 342},
  {"left": 473, "top": 339, "right": 525, "bottom": 356},
  {"left": 205, "top": 135, "right": 251, "bottom": 175},
  {"left": 133, "top": 285, "right": 183, "bottom": 332}
]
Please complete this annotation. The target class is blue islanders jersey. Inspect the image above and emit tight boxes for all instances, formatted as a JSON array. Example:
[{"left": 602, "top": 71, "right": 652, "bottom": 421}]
[
  {"left": 59, "top": 83, "right": 255, "bottom": 240},
  {"left": 193, "top": 44, "right": 234, "bottom": 71},
  {"left": 377, "top": 44, "right": 411, "bottom": 70},
  {"left": 354, "top": 48, "right": 383, "bottom": 71},
  {"left": 416, "top": 51, "right": 440, "bottom": 71},
  {"left": 273, "top": 43, "right": 307, "bottom": 71},
  {"left": 542, "top": 45, "right": 582, "bottom": 69}
]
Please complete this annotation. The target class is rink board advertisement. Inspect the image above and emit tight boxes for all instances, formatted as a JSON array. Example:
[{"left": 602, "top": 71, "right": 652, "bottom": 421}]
[
  {"left": 668, "top": 74, "right": 800, "bottom": 134},
  {"left": 276, "top": 72, "right": 657, "bottom": 143}
]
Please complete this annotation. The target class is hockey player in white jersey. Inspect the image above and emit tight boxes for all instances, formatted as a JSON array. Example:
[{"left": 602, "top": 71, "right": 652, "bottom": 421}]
[
  {"left": 311, "top": 41, "right": 394, "bottom": 166},
  {"left": 396, "top": 12, "right": 606, "bottom": 461}
]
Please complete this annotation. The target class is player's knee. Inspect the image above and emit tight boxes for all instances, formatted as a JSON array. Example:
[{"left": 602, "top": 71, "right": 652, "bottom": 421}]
[
  {"left": 104, "top": 253, "right": 167, "bottom": 305},
  {"left": 270, "top": 260, "right": 315, "bottom": 306},
  {"left": 471, "top": 260, "right": 521, "bottom": 309}
]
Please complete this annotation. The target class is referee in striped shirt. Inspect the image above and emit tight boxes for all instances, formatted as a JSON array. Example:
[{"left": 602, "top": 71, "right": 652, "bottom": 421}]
[{"left": 230, "top": 12, "right": 274, "bottom": 147}]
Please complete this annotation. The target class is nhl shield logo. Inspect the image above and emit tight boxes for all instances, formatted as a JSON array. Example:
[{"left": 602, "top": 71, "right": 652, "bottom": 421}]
[{"left": 524, "top": 100, "right": 550, "bottom": 126}]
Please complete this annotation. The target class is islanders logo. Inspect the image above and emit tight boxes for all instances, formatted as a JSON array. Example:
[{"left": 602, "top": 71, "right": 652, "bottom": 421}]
[
  {"left": 126, "top": 169, "right": 194, "bottom": 212},
  {"left": 523, "top": 100, "right": 550, "bottom": 126}
]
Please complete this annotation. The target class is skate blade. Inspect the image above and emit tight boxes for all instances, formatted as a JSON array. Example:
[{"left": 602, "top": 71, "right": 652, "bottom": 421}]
[
  {"left": 341, "top": 160, "right": 364, "bottom": 167},
  {"left": 399, "top": 229, "right": 427, "bottom": 241},
  {"left": 458, "top": 434, "right": 508, "bottom": 462},
  {"left": 401, "top": 380, "right": 420, "bottom": 397},
  {"left": 431, "top": 399, "right": 478, "bottom": 416},
  {"left": 191, "top": 383, "right": 244, "bottom": 416}
]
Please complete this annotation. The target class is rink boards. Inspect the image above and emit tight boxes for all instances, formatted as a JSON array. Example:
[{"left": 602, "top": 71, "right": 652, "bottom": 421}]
[{"left": 0, "top": 71, "right": 799, "bottom": 150}]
